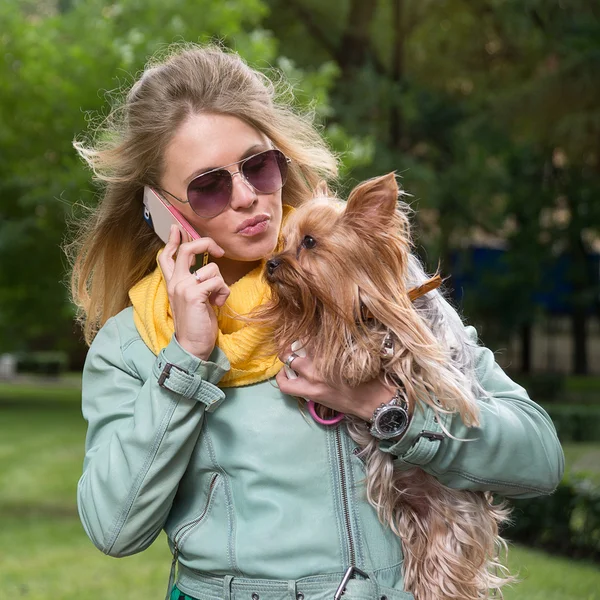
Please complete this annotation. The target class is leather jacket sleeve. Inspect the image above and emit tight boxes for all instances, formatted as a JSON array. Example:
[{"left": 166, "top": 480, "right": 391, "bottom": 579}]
[
  {"left": 77, "top": 316, "right": 230, "bottom": 557},
  {"left": 379, "top": 326, "right": 565, "bottom": 498}
]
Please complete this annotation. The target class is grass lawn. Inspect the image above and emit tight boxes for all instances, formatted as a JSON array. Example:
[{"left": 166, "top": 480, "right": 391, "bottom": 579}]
[
  {"left": 1, "top": 516, "right": 170, "bottom": 599},
  {"left": 505, "top": 546, "right": 600, "bottom": 600},
  {"left": 563, "top": 443, "right": 600, "bottom": 487},
  {"left": 1, "top": 378, "right": 599, "bottom": 599}
]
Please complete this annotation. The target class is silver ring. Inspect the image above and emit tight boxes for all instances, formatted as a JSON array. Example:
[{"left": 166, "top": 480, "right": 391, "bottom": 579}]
[
  {"left": 284, "top": 353, "right": 299, "bottom": 369},
  {"left": 194, "top": 270, "right": 202, "bottom": 282}
]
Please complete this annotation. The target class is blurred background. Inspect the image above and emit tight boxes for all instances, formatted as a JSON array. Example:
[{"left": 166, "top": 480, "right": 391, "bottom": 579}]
[{"left": 0, "top": 0, "right": 599, "bottom": 598}]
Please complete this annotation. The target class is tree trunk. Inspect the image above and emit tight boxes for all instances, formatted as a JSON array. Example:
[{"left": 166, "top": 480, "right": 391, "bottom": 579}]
[
  {"left": 571, "top": 306, "right": 588, "bottom": 375},
  {"left": 338, "top": 0, "right": 380, "bottom": 74},
  {"left": 564, "top": 187, "right": 590, "bottom": 375},
  {"left": 520, "top": 322, "right": 532, "bottom": 374},
  {"left": 569, "top": 230, "right": 589, "bottom": 375},
  {"left": 390, "top": 0, "right": 404, "bottom": 149},
  {"left": 437, "top": 205, "right": 454, "bottom": 281}
]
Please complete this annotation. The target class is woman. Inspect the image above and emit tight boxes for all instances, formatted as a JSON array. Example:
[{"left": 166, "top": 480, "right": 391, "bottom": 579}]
[{"left": 71, "top": 44, "right": 564, "bottom": 600}]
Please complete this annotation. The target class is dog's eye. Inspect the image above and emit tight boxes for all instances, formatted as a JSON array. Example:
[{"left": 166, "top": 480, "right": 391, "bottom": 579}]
[{"left": 302, "top": 235, "right": 317, "bottom": 249}]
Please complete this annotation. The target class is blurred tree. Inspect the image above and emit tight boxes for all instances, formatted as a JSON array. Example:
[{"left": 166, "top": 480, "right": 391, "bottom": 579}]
[
  {"left": 0, "top": 0, "right": 254, "bottom": 356},
  {"left": 498, "top": 1, "right": 600, "bottom": 374},
  {"left": 0, "top": 0, "right": 334, "bottom": 362}
]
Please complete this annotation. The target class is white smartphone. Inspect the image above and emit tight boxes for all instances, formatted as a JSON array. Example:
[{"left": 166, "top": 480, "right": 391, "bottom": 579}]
[{"left": 143, "top": 186, "right": 208, "bottom": 267}]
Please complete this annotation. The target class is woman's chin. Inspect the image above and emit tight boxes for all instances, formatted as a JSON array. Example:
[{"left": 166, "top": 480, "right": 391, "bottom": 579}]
[{"left": 232, "top": 236, "right": 279, "bottom": 263}]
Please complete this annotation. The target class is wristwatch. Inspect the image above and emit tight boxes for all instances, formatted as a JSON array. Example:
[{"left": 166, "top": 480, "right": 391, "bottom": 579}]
[{"left": 369, "top": 388, "right": 411, "bottom": 440}]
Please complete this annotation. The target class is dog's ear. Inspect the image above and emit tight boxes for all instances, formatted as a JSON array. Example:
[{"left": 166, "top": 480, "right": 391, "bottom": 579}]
[{"left": 344, "top": 173, "right": 398, "bottom": 228}]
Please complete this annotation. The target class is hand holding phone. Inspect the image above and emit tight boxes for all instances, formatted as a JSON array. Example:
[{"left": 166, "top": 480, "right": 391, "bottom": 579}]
[
  {"left": 143, "top": 187, "right": 209, "bottom": 266},
  {"left": 149, "top": 186, "right": 229, "bottom": 359}
]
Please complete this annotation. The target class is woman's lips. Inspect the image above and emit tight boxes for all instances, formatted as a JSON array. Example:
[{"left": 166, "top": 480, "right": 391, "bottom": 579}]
[{"left": 237, "top": 215, "right": 270, "bottom": 236}]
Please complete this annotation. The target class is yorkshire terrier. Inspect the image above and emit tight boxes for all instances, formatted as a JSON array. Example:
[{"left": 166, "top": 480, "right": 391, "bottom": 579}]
[{"left": 259, "top": 173, "right": 513, "bottom": 600}]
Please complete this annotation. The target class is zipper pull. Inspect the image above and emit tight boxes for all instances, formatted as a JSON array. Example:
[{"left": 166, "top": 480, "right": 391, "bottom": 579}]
[{"left": 165, "top": 544, "right": 179, "bottom": 600}]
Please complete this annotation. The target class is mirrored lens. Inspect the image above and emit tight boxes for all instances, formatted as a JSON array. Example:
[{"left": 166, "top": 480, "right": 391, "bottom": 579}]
[
  {"left": 242, "top": 150, "right": 288, "bottom": 193},
  {"left": 187, "top": 170, "right": 232, "bottom": 218}
]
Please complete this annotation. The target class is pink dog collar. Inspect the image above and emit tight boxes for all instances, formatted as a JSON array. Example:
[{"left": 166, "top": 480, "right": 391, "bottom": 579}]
[{"left": 307, "top": 400, "right": 345, "bottom": 426}]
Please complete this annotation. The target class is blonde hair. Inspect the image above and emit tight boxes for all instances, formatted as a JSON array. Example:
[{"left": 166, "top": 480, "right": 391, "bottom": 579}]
[{"left": 68, "top": 43, "right": 338, "bottom": 345}]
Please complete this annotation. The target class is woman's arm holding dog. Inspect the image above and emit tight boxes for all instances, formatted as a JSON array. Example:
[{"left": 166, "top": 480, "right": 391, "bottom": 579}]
[
  {"left": 277, "top": 326, "right": 564, "bottom": 499},
  {"left": 378, "top": 326, "right": 565, "bottom": 498}
]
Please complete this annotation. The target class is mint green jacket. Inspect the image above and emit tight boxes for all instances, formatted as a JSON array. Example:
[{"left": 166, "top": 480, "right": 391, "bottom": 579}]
[{"left": 78, "top": 307, "right": 563, "bottom": 593}]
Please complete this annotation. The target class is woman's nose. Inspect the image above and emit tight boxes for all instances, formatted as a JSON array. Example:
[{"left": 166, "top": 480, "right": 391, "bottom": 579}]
[{"left": 229, "top": 170, "right": 258, "bottom": 210}]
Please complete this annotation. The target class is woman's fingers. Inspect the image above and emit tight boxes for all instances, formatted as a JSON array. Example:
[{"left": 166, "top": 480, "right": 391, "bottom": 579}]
[
  {"left": 192, "top": 262, "right": 220, "bottom": 283},
  {"left": 276, "top": 347, "right": 347, "bottom": 410},
  {"left": 189, "top": 263, "right": 231, "bottom": 306},
  {"left": 172, "top": 237, "right": 225, "bottom": 282},
  {"left": 277, "top": 351, "right": 322, "bottom": 397},
  {"left": 278, "top": 352, "right": 313, "bottom": 381},
  {"left": 157, "top": 225, "right": 181, "bottom": 281},
  {"left": 275, "top": 368, "right": 300, "bottom": 395},
  {"left": 210, "top": 283, "right": 231, "bottom": 307},
  {"left": 276, "top": 367, "right": 333, "bottom": 406},
  {"left": 156, "top": 227, "right": 229, "bottom": 361},
  {"left": 172, "top": 265, "right": 229, "bottom": 304},
  {"left": 196, "top": 273, "right": 230, "bottom": 306},
  {"left": 158, "top": 225, "right": 226, "bottom": 286},
  {"left": 276, "top": 368, "right": 311, "bottom": 397}
]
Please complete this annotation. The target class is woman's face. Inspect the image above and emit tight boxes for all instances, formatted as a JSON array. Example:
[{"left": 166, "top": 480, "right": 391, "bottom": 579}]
[{"left": 160, "top": 113, "right": 284, "bottom": 280}]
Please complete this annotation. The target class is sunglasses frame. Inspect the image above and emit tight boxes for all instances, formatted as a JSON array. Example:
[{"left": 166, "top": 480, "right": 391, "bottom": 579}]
[{"left": 156, "top": 148, "right": 291, "bottom": 219}]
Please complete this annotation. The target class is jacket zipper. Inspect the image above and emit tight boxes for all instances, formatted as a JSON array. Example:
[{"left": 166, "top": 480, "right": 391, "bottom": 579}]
[
  {"left": 172, "top": 472, "right": 220, "bottom": 557},
  {"left": 166, "top": 472, "right": 220, "bottom": 598},
  {"left": 335, "top": 427, "right": 356, "bottom": 566},
  {"left": 167, "top": 471, "right": 220, "bottom": 598}
]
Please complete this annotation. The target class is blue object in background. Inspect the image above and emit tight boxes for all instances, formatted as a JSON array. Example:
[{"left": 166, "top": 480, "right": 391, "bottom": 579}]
[{"left": 449, "top": 247, "right": 600, "bottom": 316}]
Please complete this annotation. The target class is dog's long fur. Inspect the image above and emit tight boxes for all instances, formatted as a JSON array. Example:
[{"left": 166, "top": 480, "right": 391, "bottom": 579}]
[{"left": 257, "top": 174, "right": 513, "bottom": 600}]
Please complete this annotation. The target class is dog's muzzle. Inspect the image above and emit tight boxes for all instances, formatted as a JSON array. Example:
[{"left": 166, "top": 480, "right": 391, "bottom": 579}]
[{"left": 266, "top": 257, "right": 282, "bottom": 277}]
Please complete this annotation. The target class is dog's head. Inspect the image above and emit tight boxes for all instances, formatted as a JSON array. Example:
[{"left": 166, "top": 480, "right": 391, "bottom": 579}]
[{"left": 263, "top": 173, "right": 421, "bottom": 386}]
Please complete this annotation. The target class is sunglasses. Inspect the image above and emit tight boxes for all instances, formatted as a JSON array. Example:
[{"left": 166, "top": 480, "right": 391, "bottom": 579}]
[{"left": 158, "top": 149, "right": 291, "bottom": 219}]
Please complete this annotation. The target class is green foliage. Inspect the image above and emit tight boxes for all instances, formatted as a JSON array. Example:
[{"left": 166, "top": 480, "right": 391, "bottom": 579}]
[
  {"left": 563, "top": 443, "right": 600, "bottom": 488},
  {"left": 505, "top": 475, "right": 600, "bottom": 560},
  {"left": 15, "top": 351, "right": 69, "bottom": 376},
  {"left": 509, "top": 372, "right": 567, "bottom": 403},
  {"left": 0, "top": 398, "right": 171, "bottom": 598},
  {"left": 507, "top": 374, "right": 600, "bottom": 405},
  {"left": 265, "top": 0, "right": 600, "bottom": 366},
  {"left": 544, "top": 405, "right": 600, "bottom": 442},
  {"left": 0, "top": 0, "right": 336, "bottom": 354},
  {"left": 505, "top": 545, "right": 600, "bottom": 600},
  {"left": 566, "top": 376, "right": 600, "bottom": 398}
]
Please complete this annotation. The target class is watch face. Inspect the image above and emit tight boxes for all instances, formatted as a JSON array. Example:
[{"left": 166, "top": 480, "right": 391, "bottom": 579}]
[{"left": 378, "top": 406, "right": 409, "bottom": 435}]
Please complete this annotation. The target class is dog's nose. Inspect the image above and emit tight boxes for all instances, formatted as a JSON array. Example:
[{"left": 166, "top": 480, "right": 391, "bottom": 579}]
[{"left": 266, "top": 258, "right": 282, "bottom": 276}]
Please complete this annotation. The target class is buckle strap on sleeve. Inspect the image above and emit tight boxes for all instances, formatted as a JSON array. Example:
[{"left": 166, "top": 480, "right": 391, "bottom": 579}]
[
  {"left": 153, "top": 352, "right": 225, "bottom": 411},
  {"left": 402, "top": 409, "right": 449, "bottom": 465}
]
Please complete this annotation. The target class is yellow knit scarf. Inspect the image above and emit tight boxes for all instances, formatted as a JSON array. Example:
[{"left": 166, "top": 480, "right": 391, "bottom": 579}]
[{"left": 128, "top": 208, "right": 294, "bottom": 388}]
